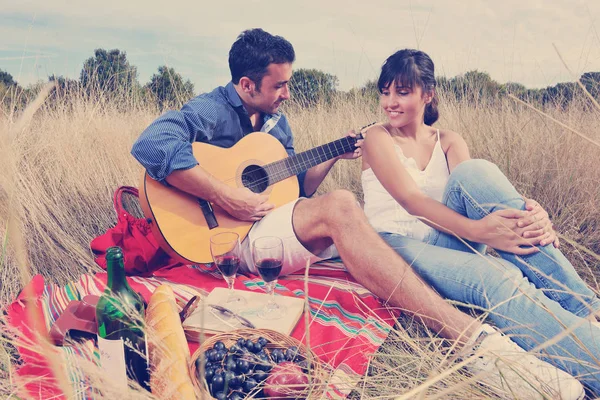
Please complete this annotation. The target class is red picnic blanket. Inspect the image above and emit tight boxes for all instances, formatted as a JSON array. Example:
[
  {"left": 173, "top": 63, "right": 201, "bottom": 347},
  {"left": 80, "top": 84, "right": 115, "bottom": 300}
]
[{"left": 6, "top": 260, "right": 399, "bottom": 399}]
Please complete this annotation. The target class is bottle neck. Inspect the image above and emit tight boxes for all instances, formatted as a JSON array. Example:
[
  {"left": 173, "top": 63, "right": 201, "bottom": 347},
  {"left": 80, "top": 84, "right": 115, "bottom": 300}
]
[{"left": 106, "top": 256, "right": 129, "bottom": 292}]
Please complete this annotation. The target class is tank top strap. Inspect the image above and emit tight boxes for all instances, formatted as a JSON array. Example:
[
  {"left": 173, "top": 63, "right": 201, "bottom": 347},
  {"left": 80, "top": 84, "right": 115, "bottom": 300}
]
[{"left": 381, "top": 125, "right": 392, "bottom": 136}]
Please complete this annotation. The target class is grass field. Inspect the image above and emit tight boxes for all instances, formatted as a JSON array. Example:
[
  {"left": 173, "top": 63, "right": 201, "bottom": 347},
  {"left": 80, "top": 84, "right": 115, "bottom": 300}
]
[{"left": 0, "top": 84, "right": 599, "bottom": 398}]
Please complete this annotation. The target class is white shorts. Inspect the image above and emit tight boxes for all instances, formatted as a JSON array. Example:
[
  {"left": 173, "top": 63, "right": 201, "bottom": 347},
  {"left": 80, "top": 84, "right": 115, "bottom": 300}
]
[{"left": 240, "top": 198, "right": 338, "bottom": 276}]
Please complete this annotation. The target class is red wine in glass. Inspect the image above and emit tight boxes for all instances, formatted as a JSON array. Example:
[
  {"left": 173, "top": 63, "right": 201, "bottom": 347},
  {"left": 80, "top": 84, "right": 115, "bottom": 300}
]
[
  {"left": 210, "top": 232, "right": 245, "bottom": 309},
  {"left": 252, "top": 236, "right": 285, "bottom": 320},
  {"left": 216, "top": 255, "right": 240, "bottom": 277},
  {"left": 256, "top": 258, "right": 283, "bottom": 282}
]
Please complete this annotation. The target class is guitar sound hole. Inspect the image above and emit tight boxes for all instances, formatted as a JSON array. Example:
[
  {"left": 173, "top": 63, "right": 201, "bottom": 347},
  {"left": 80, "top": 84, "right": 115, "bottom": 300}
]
[{"left": 242, "top": 165, "right": 268, "bottom": 193}]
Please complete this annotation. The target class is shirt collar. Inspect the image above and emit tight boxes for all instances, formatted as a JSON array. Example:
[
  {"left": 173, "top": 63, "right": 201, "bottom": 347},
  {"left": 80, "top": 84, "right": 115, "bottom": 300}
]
[
  {"left": 224, "top": 81, "right": 243, "bottom": 108},
  {"left": 224, "top": 81, "right": 280, "bottom": 122}
]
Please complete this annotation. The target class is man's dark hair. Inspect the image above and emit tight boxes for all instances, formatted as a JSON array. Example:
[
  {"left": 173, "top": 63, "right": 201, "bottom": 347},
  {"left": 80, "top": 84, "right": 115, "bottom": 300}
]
[{"left": 229, "top": 28, "right": 295, "bottom": 89}]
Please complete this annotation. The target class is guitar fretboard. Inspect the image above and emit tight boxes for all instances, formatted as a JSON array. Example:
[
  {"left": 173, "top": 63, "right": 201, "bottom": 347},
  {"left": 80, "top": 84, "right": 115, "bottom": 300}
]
[{"left": 263, "top": 134, "right": 363, "bottom": 185}]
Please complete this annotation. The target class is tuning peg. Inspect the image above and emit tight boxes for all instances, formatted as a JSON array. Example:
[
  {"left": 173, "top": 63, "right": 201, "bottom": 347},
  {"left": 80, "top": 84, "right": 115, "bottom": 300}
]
[{"left": 359, "top": 122, "right": 376, "bottom": 132}]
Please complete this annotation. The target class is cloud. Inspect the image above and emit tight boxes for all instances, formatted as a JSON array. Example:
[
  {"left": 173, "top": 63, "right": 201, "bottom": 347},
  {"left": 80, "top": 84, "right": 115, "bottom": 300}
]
[
  {"left": 1, "top": 0, "right": 599, "bottom": 90},
  {"left": 0, "top": 55, "right": 56, "bottom": 60}
]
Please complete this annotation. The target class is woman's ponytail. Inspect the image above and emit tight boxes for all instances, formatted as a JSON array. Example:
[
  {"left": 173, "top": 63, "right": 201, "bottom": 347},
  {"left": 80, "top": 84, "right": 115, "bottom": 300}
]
[{"left": 424, "top": 92, "right": 439, "bottom": 125}]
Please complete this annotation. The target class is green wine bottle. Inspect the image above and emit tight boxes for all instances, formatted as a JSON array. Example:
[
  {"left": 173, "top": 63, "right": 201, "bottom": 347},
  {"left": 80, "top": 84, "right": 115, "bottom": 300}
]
[{"left": 96, "top": 246, "right": 150, "bottom": 391}]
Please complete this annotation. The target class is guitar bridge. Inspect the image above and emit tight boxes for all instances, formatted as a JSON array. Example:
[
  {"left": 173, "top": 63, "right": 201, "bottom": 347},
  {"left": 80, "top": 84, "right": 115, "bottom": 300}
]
[{"left": 197, "top": 199, "right": 218, "bottom": 229}]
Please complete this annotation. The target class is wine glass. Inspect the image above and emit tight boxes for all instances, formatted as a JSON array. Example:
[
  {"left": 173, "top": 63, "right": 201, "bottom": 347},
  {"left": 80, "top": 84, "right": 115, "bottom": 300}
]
[
  {"left": 252, "top": 236, "right": 285, "bottom": 320},
  {"left": 210, "top": 232, "right": 246, "bottom": 309}
]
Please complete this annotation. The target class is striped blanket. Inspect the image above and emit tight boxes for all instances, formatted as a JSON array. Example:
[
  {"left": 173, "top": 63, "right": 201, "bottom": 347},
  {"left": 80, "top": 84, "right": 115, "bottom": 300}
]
[{"left": 7, "top": 259, "right": 399, "bottom": 399}]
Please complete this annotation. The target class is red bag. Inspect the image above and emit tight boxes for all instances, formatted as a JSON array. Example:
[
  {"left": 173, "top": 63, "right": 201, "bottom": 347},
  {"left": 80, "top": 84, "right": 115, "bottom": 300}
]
[{"left": 90, "top": 186, "right": 181, "bottom": 276}]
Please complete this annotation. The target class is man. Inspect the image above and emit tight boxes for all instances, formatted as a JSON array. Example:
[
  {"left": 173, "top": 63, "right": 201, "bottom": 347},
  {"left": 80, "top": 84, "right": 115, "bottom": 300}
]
[{"left": 132, "top": 28, "right": 583, "bottom": 398}]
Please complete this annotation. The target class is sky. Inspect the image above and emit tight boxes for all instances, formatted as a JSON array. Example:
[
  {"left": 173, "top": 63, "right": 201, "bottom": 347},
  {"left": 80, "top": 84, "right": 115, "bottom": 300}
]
[{"left": 1, "top": 0, "right": 599, "bottom": 93}]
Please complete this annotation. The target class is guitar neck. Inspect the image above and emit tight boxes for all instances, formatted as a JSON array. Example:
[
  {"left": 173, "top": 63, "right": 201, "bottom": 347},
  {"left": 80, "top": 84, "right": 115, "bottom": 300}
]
[{"left": 264, "top": 133, "right": 363, "bottom": 185}]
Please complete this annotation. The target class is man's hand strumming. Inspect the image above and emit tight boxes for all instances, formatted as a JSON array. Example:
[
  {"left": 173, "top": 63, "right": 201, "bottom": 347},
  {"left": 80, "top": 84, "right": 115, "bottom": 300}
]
[{"left": 216, "top": 186, "right": 274, "bottom": 222}]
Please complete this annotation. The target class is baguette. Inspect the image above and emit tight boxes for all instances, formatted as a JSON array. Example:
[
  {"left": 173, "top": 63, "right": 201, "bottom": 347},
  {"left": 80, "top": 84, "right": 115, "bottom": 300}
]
[{"left": 146, "top": 284, "right": 197, "bottom": 399}]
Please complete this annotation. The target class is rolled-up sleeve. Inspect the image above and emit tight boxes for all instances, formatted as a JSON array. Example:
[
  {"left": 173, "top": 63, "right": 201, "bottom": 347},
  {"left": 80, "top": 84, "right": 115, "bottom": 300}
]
[{"left": 131, "top": 97, "right": 218, "bottom": 182}]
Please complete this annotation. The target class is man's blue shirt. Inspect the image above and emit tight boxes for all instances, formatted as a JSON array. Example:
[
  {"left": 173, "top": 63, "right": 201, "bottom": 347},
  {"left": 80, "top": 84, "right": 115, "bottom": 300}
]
[{"left": 131, "top": 81, "right": 307, "bottom": 196}]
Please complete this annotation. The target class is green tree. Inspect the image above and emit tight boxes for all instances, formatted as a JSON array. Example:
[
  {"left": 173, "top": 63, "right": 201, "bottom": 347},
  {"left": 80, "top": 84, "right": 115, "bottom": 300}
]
[
  {"left": 345, "top": 79, "right": 379, "bottom": 105},
  {"left": 466, "top": 71, "right": 500, "bottom": 100},
  {"left": 359, "top": 79, "right": 379, "bottom": 97},
  {"left": 145, "top": 66, "right": 195, "bottom": 109},
  {"left": 542, "top": 82, "right": 578, "bottom": 108},
  {"left": 0, "top": 69, "right": 25, "bottom": 111},
  {"left": 49, "top": 75, "right": 80, "bottom": 94},
  {"left": 0, "top": 69, "right": 16, "bottom": 87},
  {"left": 289, "top": 68, "right": 338, "bottom": 107},
  {"left": 45, "top": 75, "right": 81, "bottom": 110},
  {"left": 439, "top": 70, "right": 501, "bottom": 103},
  {"left": 521, "top": 88, "right": 545, "bottom": 104},
  {"left": 501, "top": 82, "right": 527, "bottom": 95},
  {"left": 580, "top": 72, "right": 600, "bottom": 99},
  {"left": 80, "top": 49, "right": 138, "bottom": 97}
]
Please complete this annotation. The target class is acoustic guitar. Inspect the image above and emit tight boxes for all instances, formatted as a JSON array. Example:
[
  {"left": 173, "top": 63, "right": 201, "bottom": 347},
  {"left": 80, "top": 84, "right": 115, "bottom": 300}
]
[{"left": 139, "top": 130, "right": 365, "bottom": 264}]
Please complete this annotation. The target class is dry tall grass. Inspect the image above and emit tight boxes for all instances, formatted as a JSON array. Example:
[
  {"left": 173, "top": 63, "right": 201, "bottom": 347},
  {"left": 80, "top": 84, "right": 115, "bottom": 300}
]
[{"left": 0, "top": 84, "right": 599, "bottom": 399}]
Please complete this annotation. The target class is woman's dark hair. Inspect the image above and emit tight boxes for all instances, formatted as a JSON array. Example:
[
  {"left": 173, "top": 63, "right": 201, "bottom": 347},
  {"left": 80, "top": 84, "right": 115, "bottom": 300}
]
[
  {"left": 228, "top": 28, "right": 295, "bottom": 90},
  {"left": 377, "top": 49, "right": 439, "bottom": 125}
]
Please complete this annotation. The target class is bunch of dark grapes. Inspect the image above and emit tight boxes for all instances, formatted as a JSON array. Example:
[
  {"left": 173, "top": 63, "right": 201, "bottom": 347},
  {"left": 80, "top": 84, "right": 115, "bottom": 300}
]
[{"left": 196, "top": 337, "right": 309, "bottom": 399}]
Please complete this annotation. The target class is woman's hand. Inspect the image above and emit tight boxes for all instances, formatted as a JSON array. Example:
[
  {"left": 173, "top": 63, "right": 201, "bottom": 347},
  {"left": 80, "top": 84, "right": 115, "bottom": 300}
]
[
  {"left": 516, "top": 198, "right": 559, "bottom": 248},
  {"left": 474, "top": 209, "right": 540, "bottom": 255}
]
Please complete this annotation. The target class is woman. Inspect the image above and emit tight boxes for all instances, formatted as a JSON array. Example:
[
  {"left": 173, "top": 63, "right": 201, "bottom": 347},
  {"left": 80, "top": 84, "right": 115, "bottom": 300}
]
[{"left": 362, "top": 49, "right": 600, "bottom": 394}]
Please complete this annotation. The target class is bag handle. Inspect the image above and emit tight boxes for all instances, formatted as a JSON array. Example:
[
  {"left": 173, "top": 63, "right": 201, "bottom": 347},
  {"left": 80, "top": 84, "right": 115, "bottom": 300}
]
[{"left": 113, "top": 186, "right": 139, "bottom": 217}]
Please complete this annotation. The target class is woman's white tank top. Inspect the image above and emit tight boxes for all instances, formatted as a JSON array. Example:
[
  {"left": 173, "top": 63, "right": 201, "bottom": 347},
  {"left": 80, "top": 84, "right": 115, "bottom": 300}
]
[{"left": 361, "top": 128, "right": 450, "bottom": 241}]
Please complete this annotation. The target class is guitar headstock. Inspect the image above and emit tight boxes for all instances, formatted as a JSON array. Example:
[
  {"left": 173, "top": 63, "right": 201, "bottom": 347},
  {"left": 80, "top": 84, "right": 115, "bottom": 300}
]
[
  {"left": 359, "top": 122, "right": 377, "bottom": 132},
  {"left": 354, "top": 122, "right": 376, "bottom": 140}
]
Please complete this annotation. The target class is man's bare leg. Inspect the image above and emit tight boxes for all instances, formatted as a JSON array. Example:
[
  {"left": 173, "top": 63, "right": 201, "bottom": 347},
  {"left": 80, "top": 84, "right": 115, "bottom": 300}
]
[{"left": 292, "top": 190, "right": 479, "bottom": 344}]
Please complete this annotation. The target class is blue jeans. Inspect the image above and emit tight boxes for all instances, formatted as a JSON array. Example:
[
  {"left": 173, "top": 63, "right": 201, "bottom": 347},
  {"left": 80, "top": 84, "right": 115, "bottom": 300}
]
[
  {"left": 381, "top": 159, "right": 600, "bottom": 393},
  {"left": 430, "top": 159, "right": 600, "bottom": 316}
]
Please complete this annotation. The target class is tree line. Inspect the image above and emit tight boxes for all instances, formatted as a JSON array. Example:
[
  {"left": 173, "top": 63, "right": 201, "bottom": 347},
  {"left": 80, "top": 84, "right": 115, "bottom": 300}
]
[
  {"left": 1, "top": 49, "right": 196, "bottom": 111},
  {"left": 1, "top": 48, "right": 599, "bottom": 111},
  {"left": 353, "top": 70, "right": 600, "bottom": 109},
  {"left": 436, "top": 70, "right": 600, "bottom": 109}
]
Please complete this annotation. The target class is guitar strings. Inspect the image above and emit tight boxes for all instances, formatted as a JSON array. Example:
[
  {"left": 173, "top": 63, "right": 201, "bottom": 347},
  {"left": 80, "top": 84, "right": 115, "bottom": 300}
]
[
  {"left": 183, "top": 124, "right": 373, "bottom": 191},
  {"left": 210, "top": 127, "right": 370, "bottom": 188},
  {"left": 206, "top": 136, "right": 360, "bottom": 191},
  {"left": 241, "top": 140, "right": 356, "bottom": 191}
]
